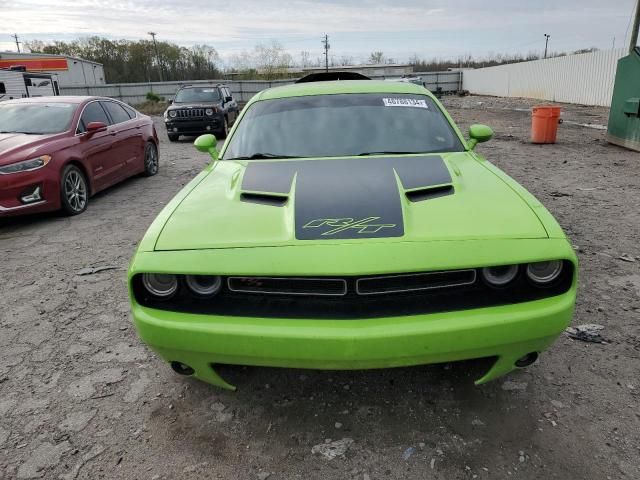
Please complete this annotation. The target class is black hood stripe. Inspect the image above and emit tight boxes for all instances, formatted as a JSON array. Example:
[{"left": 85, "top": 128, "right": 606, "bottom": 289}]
[{"left": 240, "top": 156, "right": 452, "bottom": 240}]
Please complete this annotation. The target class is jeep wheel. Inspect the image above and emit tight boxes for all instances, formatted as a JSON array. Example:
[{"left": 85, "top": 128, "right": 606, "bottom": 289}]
[
  {"left": 217, "top": 117, "right": 229, "bottom": 139},
  {"left": 168, "top": 133, "right": 179, "bottom": 142}
]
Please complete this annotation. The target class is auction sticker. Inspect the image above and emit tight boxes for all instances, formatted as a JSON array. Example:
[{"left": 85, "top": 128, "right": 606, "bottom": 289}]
[{"left": 382, "top": 98, "right": 428, "bottom": 108}]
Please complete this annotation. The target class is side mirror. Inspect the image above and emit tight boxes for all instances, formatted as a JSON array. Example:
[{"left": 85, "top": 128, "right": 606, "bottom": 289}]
[
  {"left": 225, "top": 96, "right": 233, "bottom": 103},
  {"left": 194, "top": 134, "right": 218, "bottom": 162},
  {"left": 86, "top": 121, "right": 107, "bottom": 134},
  {"left": 168, "top": 99, "right": 173, "bottom": 105},
  {"left": 467, "top": 124, "right": 493, "bottom": 150}
]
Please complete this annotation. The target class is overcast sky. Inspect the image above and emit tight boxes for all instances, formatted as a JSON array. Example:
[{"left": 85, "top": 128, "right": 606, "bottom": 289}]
[{"left": 0, "top": 0, "right": 636, "bottom": 65}]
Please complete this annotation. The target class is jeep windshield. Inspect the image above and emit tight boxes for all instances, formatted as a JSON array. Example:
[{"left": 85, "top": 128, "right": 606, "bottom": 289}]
[
  {"left": 174, "top": 87, "right": 221, "bottom": 103},
  {"left": 223, "top": 93, "right": 464, "bottom": 160}
]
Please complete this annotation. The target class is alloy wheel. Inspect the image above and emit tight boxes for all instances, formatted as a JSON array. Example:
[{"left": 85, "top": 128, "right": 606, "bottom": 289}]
[
  {"left": 64, "top": 170, "right": 87, "bottom": 212},
  {"left": 145, "top": 144, "right": 158, "bottom": 175}
]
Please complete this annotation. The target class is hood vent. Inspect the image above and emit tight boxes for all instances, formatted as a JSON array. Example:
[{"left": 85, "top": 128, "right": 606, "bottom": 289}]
[
  {"left": 405, "top": 185, "right": 454, "bottom": 202},
  {"left": 241, "top": 192, "right": 288, "bottom": 207}
]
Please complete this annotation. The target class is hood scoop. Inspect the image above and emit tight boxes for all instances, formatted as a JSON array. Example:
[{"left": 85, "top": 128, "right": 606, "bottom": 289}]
[
  {"left": 241, "top": 192, "right": 288, "bottom": 207},
  {"left": 405, "top": 184, "right": 454, "bottom": 202},
  {"left": 239, "top": 155, "right": 454, "bottom": 240}
]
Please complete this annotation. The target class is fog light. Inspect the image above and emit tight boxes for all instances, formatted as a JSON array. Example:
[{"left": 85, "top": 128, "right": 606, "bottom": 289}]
[
  {"left": 206, "top": 125, "right": 211, "bottom": 131},
  {"left": 142, "top": 273, "right": 178, "bottom": 298},
  {"left": 21, "top": 185, "right": 42, "bottom": 204},
  {"left": 173, "top": 127, "right": 178, "bottom": 132},
  {"left": 481, "top": 265, "right": 518, "bottom": 287}
]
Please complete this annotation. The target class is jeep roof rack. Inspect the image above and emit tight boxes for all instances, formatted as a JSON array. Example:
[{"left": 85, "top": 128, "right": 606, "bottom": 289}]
[{"left": 295, "top": 72, "right": 371, "bottom": 83}]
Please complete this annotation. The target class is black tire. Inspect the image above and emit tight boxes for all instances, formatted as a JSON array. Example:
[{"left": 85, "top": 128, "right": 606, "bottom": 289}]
[
  {"left": 60, "top": 165, "right": 89, "bottom": 216},
  {"left": 142, "top": 142, "right": 159, "bottom": 177},
  {"left": 168, "top": 133, "right": 179, "bottom": 142},
  {"left": 217, "top": 117, "right": 229, "bottom": 139}
]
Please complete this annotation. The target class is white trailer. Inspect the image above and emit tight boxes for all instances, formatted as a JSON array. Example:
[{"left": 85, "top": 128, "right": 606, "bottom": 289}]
[{"left": 0, "top": 68, "right": 58, "bottom": 102}]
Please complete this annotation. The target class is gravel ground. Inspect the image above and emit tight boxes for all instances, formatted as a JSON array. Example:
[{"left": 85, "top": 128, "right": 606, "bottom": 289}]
[{"left": 1, "top": 95, "right": 639, "bottom": 479}]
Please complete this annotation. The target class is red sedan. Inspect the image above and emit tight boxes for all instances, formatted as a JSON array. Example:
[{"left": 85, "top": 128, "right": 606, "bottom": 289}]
[{"left": 0, "top": 96, "right": 159, "bottom": 216}]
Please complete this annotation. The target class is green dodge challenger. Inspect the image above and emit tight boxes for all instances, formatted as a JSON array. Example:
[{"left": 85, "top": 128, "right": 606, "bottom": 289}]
[{"left": 128, "top": 78, "right": 577, "bottom": 390}]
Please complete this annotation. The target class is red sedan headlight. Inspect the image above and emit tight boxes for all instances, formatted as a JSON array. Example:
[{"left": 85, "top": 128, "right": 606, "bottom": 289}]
[{"left": 0, "top": 155, "right": 51, "bottom": 175}]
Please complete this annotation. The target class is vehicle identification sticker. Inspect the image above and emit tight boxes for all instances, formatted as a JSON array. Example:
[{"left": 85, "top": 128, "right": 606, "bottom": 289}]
[{"left": 382, "top": 98, "right": 428, "bottom": 108}]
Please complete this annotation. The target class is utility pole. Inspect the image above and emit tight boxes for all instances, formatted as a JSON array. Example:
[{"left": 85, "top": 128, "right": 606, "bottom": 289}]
[
  {"left": 322, "top": 34, "right": 330, "bottom": 73},
  {"left": 629, "top": 0, "right": 640, "bottom": 53},
  {"left": 12, "top": 33, "right": 21, "bottom": 53},
  {"left": 544, "top": 34, "right": 550, "bottom": 59},
  {"left": 148, "top": 31, "right": 164, "bottom": 81}
]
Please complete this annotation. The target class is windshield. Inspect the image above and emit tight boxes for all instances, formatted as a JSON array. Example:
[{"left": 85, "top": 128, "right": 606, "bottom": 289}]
[
  {"left": 174, "top": 87, "right": 221, "bottom": 103},
  {"left": 223, "top": 93, "right": 464, "bottom": 159},
  {"left": 0, "top": 103, "right": 76, "bottom": 134}
]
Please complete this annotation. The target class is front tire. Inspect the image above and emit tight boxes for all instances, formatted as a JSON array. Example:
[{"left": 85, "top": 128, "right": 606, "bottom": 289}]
[
  {"left": 168, "top": 133, "right": 179, "bottom": 142},
  {"left": 60, "top": 165, "right": 88, "bottom": 216},
  {"left": 217, "top": 117, "right": 229, "bottom": 139},
  {"left": 143, "top": 142, "right": 159, "bottom": 177}
]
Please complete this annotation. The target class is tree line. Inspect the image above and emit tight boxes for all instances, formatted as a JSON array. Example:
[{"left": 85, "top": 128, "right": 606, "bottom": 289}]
[
  {"left": 25, "top": 36, "right": 599, "bottom": 83},
  {"left": 26, "top": 37, "right": 221, "bottom": 83}
]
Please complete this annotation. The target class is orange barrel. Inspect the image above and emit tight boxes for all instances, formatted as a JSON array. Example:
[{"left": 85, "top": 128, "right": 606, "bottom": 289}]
[{"left": 531, "top": 105, "right": 562, "bottom": 144}]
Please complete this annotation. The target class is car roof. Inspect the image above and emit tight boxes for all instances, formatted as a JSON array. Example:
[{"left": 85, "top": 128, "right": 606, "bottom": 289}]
[
  {"left": 178, "top": 84, "right": 227, "bottom": 89},
  {"left": 255, "top": 80, "right": 433, "bottom": 102},
  {"left": 0, "top": 96, "right": 119, "bottom": 105}
]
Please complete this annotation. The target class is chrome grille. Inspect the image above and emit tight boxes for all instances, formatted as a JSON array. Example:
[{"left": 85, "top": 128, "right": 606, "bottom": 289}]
[{"left": 175, "top": 108, "right": 205, "bottom": 118}]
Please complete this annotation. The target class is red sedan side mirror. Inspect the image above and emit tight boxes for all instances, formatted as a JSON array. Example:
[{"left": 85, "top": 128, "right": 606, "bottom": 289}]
[{"left": 86, "top": 121, "right": 107, "bottom": 134}]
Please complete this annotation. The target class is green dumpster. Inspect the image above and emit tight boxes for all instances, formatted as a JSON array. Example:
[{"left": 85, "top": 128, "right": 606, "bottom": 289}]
[{"left": 607, "top": 47, "right": 640, "bottom": 151}]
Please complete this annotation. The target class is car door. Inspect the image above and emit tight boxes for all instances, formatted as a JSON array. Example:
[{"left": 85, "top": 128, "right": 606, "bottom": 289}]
[
  {"left": 224, "top": 87, "right": 239, "bottom": 124},
  {"left": 76, "top": 101, "right": 119, "bottom": 191},
  {"left": 101, "top": 100, "right": 144, "bottom": 177}
]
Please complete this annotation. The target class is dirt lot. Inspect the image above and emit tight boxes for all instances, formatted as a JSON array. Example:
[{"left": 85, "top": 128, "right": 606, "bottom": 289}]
[{"left": 1, "top": 96, "right": 639, "bottom": 480}]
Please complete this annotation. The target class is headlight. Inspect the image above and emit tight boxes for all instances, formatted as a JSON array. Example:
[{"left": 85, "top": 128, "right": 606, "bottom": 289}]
[
  {"left": 527, "top": 261, "right": 563, "bottom": 285},
  {"left": 205, "top": 108, "right": 214, "bottom": 116},
  {"left": 481, "top": 265, "right": 518, "bottom": 287},
  {"left": 168, "top": 110, "right": 177, "bottom": 118},
  {"left": 186, "top": 275, "right": 222, "bottom": 296},
  {"left": 0, "top": 155, "right": 51, "bottom": 175},
  {"left": 142, "top": 273, "right": 178, "bottom": 298}
]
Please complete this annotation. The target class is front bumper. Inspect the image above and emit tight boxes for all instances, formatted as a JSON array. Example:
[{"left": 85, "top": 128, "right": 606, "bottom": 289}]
[
  {"left": 131, "top": 290, "right": 576, "bottom": 390},
  {"left": 165, "top": 115, "right": 222, "bottom": 135},
  {"left": 0, "top": 168, "right": 58, "bottom": 216}
]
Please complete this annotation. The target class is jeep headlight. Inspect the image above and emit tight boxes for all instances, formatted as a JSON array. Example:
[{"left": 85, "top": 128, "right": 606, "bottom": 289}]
[
  {"left": 0, "top": 155, "right": 51, "bottom": 175},
  {"left": 205, "top": 108, "right": 214, "bottom": 116},
  {"left": 168, "top": 110, "right": 177, "bottom": 118}
]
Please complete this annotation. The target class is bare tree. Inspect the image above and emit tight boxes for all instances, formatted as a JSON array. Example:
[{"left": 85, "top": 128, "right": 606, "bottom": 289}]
[
  {"left": 254, "top": 41, "right": 292, "bottom": 79},
  {"left": 368, "top": 51, "right": 385, "bottom": 64},
  {"left": 299, "top": 50, "right": 311, "bottom": 68},
  {"left": 338, "top": 55, "right": 354, "bottom": 66}
]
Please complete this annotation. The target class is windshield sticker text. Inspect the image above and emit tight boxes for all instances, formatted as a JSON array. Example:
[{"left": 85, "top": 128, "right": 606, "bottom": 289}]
[{"left": 382, "top": 98, "right": 428, "bottom": 109}]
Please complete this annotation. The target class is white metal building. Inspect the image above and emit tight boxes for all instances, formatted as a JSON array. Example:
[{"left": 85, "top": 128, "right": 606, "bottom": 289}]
[{"left": 0, "top": 52, "right": 105, "bottom": 86}]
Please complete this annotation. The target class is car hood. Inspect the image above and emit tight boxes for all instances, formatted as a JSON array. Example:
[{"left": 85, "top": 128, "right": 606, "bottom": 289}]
[
  {"left": 154, "top": 153, "right": 549, "bottom": 251},
  {"left": 166, "top": 102, "right": 220, "bottom": 112},
  {"left": 0, "top": 132, "right": 62, "bottom": 166}
]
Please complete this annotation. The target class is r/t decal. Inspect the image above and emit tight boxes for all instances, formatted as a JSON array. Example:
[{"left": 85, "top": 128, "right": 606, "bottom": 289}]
[{"left": 303, "top": 217, "right": 396, "bottom": 235}]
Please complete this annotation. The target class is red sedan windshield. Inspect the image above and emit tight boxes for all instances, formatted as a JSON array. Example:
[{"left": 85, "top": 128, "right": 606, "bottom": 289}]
[{"left": 0, "top": 102, "right": 76, "bottom": 134}]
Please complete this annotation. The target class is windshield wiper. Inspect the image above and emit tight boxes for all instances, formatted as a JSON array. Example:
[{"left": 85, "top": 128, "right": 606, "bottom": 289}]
[
  {"left": 356, "top": 150, "right": 453, "bottom": 156},
  {"left": 356, "top": 151, "right": 427, "bottom": 156},
  {"left": 227, "top": 153, "right": 302, "bottom": 160}
]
